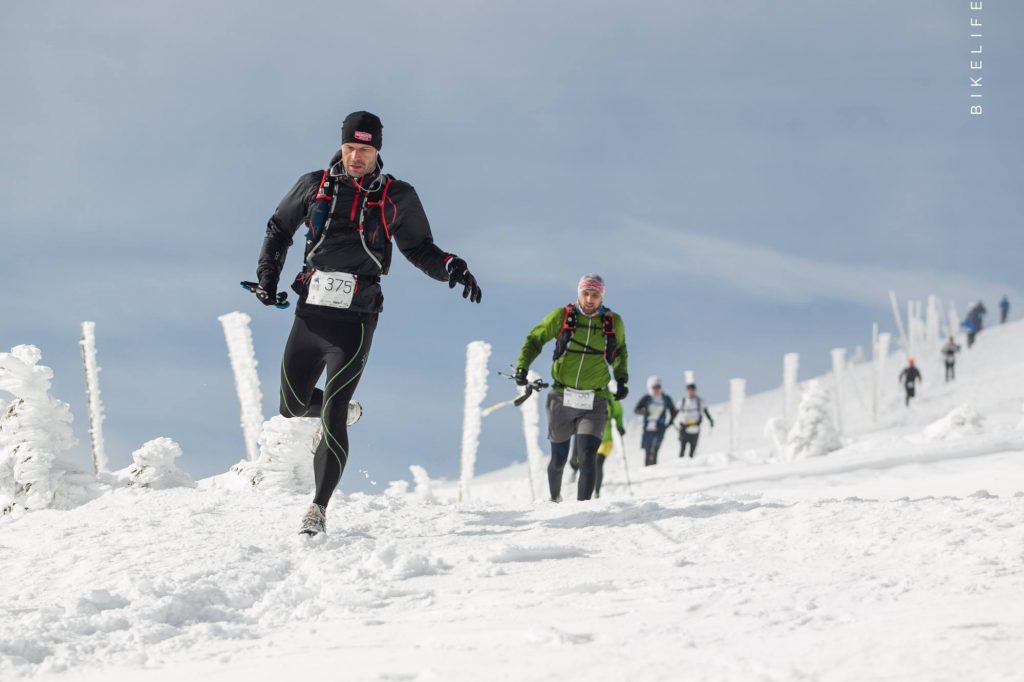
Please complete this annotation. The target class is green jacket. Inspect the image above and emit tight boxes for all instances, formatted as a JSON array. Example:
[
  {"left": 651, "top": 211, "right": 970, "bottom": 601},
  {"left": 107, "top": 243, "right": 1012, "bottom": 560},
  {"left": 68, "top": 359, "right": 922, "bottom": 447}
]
[
  {"left": 602, "top": 397, "right": 624, "bottom": 443},
  {"left": 517, "top": 304, "right": 628, "bottom": 396}
]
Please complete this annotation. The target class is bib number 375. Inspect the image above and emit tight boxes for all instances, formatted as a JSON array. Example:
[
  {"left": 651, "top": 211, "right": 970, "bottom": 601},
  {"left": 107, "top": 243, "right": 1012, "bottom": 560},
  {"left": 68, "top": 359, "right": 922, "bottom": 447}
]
[{"left": 306, "top": 271, "right": 356, "bottom": 309}]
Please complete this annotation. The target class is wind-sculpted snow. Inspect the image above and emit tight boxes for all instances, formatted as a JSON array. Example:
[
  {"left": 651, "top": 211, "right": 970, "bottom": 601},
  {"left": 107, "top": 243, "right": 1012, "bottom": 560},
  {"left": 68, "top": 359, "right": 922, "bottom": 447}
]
[{"left": 921, "top": 404, "right": 986, "bottom": 441}]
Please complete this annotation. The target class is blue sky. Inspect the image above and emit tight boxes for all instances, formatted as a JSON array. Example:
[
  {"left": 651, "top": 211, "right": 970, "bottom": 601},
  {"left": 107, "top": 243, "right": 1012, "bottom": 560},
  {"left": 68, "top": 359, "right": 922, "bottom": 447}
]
[{"left": 2, "top": 0, "right": 1021, "bottom": 491}]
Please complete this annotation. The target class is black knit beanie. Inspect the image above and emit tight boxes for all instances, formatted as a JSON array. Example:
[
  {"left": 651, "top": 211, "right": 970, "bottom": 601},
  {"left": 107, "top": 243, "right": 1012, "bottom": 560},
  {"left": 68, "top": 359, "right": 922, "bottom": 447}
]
[{"left": 341, "top": 111, "right": 383, "bottom": 150}]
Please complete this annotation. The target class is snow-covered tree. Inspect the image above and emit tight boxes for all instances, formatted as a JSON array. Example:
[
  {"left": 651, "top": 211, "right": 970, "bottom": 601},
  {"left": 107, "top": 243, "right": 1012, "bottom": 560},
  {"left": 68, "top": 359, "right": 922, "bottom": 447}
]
[
  {"left": 116, "top": 437, "right": 194, "bottom": 489},
  {"left": 0, "top": 345, "right": 97, "bottom": 514},
  {"left": 231, "top": 415, "right": 317, "bottom": 493},
  {"left": 785, "top": 380, "right": 841, "bottom": 460}
]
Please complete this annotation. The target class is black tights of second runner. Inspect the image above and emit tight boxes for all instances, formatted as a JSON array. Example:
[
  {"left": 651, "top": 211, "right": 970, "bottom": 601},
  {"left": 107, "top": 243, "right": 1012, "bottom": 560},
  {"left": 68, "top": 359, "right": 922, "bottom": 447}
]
[
  {"left": 278, "top": 313, "right": 376, "bottom": 509},
  {"left": 680, "top": 432, "right": 699, "bottom": 458},
  {"left": 549, "top": 435, "right": 602, "bottom": 501}
]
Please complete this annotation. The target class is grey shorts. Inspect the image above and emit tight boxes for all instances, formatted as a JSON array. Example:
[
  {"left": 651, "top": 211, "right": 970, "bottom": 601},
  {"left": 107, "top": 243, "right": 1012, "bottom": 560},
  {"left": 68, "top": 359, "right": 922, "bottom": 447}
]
[{"left": 547, "top": 390, "right": 608, "bottom": 443}]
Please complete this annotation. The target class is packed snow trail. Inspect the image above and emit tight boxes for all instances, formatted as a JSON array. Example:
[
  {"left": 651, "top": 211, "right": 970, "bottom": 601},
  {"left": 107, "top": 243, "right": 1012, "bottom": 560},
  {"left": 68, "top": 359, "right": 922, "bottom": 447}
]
[
  {"left": 3, "top": 469, "right": 1024, "bottom": 681},
  {"left": 2, "top": 321, "right": 1023, "bottom": 681}
]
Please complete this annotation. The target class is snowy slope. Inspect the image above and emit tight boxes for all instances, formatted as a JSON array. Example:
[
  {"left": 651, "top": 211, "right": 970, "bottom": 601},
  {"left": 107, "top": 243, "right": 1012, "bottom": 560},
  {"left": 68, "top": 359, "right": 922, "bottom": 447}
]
[{"left": 3, "top": 323, "right": 1023, "bottom": 682}]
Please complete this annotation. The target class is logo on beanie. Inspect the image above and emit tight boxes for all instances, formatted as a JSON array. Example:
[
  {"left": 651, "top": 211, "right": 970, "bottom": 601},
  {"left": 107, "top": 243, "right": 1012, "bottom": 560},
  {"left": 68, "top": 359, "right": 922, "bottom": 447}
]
[{"left": 354, "top": 131, "right": 373, "bottom": 142}]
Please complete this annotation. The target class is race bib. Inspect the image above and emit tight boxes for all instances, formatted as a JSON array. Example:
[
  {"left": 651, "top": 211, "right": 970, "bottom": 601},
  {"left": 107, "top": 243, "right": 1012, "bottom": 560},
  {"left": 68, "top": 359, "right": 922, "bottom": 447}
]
[
  {"left": 563, "top": 388, "right": 595, "bottom": 410},
  {"left": 685, "top": 425, "right": 700, "bottom": 435},
  {"left": 306, "top": 271, "right": 356, "bottom": 309}
]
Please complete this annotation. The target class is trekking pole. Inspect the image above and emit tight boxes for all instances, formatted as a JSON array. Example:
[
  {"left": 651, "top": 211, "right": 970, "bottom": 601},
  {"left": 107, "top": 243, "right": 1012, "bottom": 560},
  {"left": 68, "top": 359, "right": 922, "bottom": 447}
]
[
  {"left": 613, "top": 428, "right": 634, "bottom": 496},
  {"left": 496, "top": 371, "right": 550, "bottom": 407},
  {"left": 240, "top": 281, "right": 290, "bottom": 309}
]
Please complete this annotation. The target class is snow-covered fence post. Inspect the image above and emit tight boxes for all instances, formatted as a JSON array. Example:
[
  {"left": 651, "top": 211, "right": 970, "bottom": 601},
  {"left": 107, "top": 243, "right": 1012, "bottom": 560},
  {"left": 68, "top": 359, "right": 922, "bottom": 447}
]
[
  {"left": 729, "top": 378, "right": 746, "bottom": 456},
  {"left": 783, "top": 352, "right": 799, "bottom": 424},
  {"left": 830, "top": 347, "right": 846, "bottom": 436},
  {"left": 948, "top": 301, "right": 960, "bottom": 339},
  {"left": 519, "top": 369, "right": 545, "bottom": 503},
  {"left": 683, "top": 369, "right": 695, "bottom": 387},
  {"left": 889, "top": 290, "right": 908, "bottom": 353},
  {"left": 458, "top": 341, "right": 491, "bottom": 503},
  {"left": 218, "top": 312, "right": 263, "bottom": 463},
  {"left": 79, "top": 322, "right": 108, "bottom": 473},
  {"left": 872, "top": 332, "right": 891, "bottom": 424},
  {"left": 926, "top": 296, "right": 940, "bottom": 347}
]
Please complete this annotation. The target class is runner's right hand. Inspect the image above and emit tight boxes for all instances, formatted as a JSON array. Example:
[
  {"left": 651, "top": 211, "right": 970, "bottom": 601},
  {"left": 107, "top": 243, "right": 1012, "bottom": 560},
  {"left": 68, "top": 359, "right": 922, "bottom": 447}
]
[
  {"left": 514, "top": 368, "right": 529, "bottom": 386},
  {"left": 255, "top": 273, "right": 279, "bottom": 306}
]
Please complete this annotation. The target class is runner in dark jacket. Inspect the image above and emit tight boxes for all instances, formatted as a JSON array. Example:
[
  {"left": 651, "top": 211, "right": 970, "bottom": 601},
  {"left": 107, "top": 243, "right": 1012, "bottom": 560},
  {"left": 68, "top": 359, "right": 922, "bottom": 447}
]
[
  {"left": 898, "top": 358, "right": 923, "bottom": 407},
  {"left": 634, "top": 376, "right": 677, "bottom": 466},
  {"left": 1000, "top": 296, "right": 1010, "bottom": 324},
  {"left": 253, "top": 111, "right": 482, "bottom": 536}
]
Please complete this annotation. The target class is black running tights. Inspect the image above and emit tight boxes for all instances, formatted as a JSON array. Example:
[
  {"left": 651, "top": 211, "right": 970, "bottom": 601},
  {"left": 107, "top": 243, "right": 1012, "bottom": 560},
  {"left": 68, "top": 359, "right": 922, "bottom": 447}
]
[
  {"left": 278, "top": 313, "right": 376, "bottom": 508},
  {"left": 549, "top": 435, "right": 602, "bottom": 501}
]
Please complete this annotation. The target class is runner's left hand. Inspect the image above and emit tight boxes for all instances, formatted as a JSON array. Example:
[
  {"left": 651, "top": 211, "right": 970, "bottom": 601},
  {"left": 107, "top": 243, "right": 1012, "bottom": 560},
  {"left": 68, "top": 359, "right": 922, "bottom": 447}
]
[{"left": 447, "top": 257, "right": 482, "bottom": 303}]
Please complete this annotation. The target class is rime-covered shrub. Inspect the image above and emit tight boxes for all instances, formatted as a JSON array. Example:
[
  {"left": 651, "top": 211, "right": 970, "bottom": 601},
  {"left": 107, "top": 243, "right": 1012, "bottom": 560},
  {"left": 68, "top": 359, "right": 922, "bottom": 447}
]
[
  {"left": 116, "top": 437, "right": 194, "bottom": 489},
  {"left": 785, "top": 380, "right": 841, "bottom": 460},
  {"left": 0, "top": 345, "right": 97, "bottom": 514},
  {"left": 763, "top": 417, "right": 788, "bottom": 460},
  {"left": 231, "top": 415, "right": 316, "bottom": 493}
]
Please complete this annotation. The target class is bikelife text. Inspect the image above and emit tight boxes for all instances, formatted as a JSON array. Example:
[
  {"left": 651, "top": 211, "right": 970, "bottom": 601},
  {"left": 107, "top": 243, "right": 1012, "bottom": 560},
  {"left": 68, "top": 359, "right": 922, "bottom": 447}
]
[{"left": 969, "top": 1, "right": 984, "bottom": 116}]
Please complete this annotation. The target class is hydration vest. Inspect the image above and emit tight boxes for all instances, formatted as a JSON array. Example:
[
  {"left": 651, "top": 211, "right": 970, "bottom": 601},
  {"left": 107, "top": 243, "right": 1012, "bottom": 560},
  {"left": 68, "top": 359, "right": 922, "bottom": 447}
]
[
  {"left": 552, "top": 303, "right": 619, "bottom": 363},
  {"left": 306, "top": 169, "right": 396, "bottom": 267}
]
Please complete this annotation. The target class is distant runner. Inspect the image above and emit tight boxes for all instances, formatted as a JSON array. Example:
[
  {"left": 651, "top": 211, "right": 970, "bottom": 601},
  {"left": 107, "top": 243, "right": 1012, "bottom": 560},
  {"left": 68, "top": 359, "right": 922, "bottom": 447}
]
[
  {"left": 594, "top": 395, "right": 625, "bottom": 499},
  {"left": 898, "top": 358, "right": 923, "bottom": 407},
  {"left": 634, "top": 376, "right": 677, "bottom": 466},
  {"left": 941, "top": 337, "right": 961, "bottom": 382},
  {"left": 677, "top": 383, "right": 714, "bottom": 459},
  {"left": 1000, "top": 296, "right": 1010, "bottom": 324}
]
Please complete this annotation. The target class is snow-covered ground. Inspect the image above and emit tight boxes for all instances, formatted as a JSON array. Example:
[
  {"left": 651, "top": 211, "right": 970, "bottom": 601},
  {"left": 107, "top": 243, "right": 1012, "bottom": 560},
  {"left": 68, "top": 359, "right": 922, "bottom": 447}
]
[{"left": 2, "top": 322, "right": 1023, "bottom": 681}]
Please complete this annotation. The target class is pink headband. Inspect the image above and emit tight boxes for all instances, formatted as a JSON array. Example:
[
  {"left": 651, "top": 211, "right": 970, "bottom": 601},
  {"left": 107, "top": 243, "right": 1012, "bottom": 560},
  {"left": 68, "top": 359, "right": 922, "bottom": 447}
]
[{"left": 578, "top": 278, "right": 605, "bottom": 294}]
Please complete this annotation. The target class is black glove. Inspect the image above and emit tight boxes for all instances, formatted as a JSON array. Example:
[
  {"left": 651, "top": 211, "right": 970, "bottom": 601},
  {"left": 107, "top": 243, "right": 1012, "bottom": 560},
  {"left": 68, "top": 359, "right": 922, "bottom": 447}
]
[
  {"left": 708, "top": 419, "right": 715, "bottom": 428},
  {"left": 447, "top": 257, "right": 482, "bottom": 303},
  {"left": 514, "top": 368, "right": 529, "bottom": 386},
  {"left": 617, "top": 425, "right": 626, "bottom": 437},
  {"left": 614, "top": 381, "right": 629, "bottom": 401},
  {"left": 255, "top": 272, "right": 279, "bottom": 307}
]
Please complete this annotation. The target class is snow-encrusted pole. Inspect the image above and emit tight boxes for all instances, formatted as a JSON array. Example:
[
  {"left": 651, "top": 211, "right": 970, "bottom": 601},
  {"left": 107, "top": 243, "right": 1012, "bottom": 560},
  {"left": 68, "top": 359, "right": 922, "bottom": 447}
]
[
  {"left": 888, "top": 291, "right": 908, "bottom": 353},
  {"left": 79, "top": 322, "right": 108, "bottom": 473},
  {"left": 873, "top": 332, "right": 891, "bottom": 424},
  {"left": 218, "top": 312, "right": 264, "bottom": 463},
  {"left": 783, "top": 352, "right": 799, "bottom": 424},
  {"left": 519, "top": 369, "right": 545, "bottom": 503},
  {"left": 948, "top": 301, "right": 960, "bottom": 339},
  {"left": 458, "top": 341, "right": 491, "bottom": 503},
  {"left": 830, "top": 347, "right": 846, "bottom": 436},
  {"left": 729, "top": 378, "right": 746, "bottom": 456},
  {"left": 683, "top": 369, "right": 695, "bottom": 387},
  {"left": 926, "top": 295, "right": 941, "bottom": 347}
]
